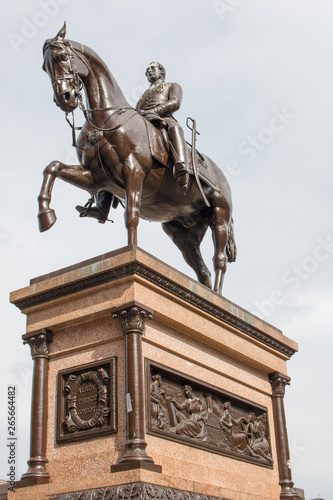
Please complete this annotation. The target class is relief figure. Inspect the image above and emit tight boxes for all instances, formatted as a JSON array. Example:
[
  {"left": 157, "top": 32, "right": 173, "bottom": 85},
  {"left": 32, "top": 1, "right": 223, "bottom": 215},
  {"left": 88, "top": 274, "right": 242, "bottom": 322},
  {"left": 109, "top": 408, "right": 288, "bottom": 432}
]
[
  {"left": 168, "top": 385, "right": 207, "bottom": 441},
  {"left": 149, "top": 371, "right": 272, "bottom": 465},
  {"left": 220, "top": 402, "right": 250, "bottom": 454},
  {"left": 247, "top": 413, "right": 273, "bottom": 463},
  {"left": 150, "top": 375, "right": 169, "bottom": 430}
]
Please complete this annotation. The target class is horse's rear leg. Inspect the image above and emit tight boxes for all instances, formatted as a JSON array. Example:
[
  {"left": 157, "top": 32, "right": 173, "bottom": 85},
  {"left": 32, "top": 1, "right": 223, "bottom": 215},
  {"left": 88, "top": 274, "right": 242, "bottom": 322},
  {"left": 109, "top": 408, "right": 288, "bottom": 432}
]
[
  {"left": 162, "top": 220, "right": 212, "bottom": 288},
  {"left": 211, "top": 206, "right": 231, "bottom": 294},
  {"left": 38, "top": 161, "right": 94, "bottom": 232}
]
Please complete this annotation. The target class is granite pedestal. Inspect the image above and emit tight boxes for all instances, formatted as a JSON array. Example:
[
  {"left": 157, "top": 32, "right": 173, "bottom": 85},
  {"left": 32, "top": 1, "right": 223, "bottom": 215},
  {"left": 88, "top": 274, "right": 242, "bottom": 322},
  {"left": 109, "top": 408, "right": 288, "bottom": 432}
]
[{"left": 9, "top": 246, "right": 301, "bottom": 500}]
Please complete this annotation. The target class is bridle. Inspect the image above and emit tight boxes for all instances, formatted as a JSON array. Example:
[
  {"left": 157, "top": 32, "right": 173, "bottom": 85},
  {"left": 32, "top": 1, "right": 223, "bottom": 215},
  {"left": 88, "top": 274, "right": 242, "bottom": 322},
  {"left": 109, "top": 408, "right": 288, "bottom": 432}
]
[
  {"left": 49, "top": 39, "right": 87, "bottom": 102},
  {"left": 47, "top": 39, "right": 135, "bottom": 145}
]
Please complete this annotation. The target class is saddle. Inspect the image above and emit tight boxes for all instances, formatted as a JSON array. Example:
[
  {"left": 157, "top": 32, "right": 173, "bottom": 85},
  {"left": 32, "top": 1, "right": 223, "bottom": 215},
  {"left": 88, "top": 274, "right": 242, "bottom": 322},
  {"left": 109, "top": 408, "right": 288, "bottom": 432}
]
[
  {"left": 145, "top": 119, "right": 221, "bottom": 193},
  {"left": 145, "top": 119, "right": 170, "bottom": 167}
]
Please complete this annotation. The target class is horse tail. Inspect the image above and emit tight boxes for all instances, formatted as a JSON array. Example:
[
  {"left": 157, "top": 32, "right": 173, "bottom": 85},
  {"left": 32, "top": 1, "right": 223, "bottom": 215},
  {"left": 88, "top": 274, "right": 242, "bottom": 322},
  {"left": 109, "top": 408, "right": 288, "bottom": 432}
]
[{"left": 226, "top": 218, "right": 237, "bottom": 263}]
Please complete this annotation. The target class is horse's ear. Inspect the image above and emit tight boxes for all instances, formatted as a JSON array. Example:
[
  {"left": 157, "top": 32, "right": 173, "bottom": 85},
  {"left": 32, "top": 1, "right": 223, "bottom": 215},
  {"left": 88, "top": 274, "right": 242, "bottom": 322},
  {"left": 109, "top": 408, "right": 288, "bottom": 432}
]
[
  {"left": 55, "top": 21, "right": 66, "bottom": 41},
  {"left": 42, "top": 21, "right": 66, "bottom": 61}
]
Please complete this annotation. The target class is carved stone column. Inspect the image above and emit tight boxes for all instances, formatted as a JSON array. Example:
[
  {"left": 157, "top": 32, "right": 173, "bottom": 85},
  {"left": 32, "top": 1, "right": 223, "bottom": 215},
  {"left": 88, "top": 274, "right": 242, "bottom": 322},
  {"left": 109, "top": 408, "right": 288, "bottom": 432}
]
[
  {"left": 269, "top": 372, "right": 300, "bottom": 500},
  {"left": 21, "top": 329, "right": 52, "bottom": 481},
  {"left": 111, "top": 302, "right": 161, "bottom": 473}
]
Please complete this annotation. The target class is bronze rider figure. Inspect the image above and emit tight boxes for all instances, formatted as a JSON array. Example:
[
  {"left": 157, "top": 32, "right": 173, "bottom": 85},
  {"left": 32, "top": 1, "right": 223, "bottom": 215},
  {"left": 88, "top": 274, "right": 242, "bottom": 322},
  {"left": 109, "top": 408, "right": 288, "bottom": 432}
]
[{"left": 76, "top": 61, "right": 190, "bottom": 222}]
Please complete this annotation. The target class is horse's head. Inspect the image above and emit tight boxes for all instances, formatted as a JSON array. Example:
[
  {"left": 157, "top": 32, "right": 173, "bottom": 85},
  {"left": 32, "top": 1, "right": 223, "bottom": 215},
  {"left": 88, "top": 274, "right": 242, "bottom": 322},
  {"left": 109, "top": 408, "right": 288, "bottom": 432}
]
[{"left": 42, "top": 23, "right": 89, "bottom": 113}]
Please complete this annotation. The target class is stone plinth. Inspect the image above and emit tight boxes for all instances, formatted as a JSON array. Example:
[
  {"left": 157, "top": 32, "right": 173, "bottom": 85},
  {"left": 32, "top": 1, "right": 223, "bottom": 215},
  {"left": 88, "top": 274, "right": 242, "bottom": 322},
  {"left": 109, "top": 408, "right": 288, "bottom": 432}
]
[{"left": 9, "top": 245, "right": 300, "bottom": 500}]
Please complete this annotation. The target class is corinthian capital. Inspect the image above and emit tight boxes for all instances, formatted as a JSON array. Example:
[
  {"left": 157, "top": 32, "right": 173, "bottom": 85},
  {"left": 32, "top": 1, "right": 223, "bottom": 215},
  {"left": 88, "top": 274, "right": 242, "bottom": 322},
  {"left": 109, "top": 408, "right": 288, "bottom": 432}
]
[
  {"left": 111, "top": 302, "right": 153, "bottom": 334},
  {"left": 269, "top": 372, "right": 291, "bottom": 396},
  {"left": 23, "top": 329, "right": 53, "bottom": 358}
]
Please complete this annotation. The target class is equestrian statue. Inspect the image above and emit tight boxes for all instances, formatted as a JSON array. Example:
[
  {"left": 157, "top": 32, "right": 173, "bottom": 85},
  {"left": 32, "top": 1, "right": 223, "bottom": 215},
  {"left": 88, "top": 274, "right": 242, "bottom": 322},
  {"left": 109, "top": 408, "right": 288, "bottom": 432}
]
[{"left": 38, "top": 23, "right": 237, "bottom": 294}]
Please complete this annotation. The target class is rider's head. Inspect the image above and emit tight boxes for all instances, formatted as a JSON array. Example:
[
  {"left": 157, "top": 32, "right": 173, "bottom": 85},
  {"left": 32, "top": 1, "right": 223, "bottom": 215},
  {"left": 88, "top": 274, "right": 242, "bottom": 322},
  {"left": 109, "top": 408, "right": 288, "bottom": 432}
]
[{"left": 145, "top": 62, "right": 166, "bottom": 83}]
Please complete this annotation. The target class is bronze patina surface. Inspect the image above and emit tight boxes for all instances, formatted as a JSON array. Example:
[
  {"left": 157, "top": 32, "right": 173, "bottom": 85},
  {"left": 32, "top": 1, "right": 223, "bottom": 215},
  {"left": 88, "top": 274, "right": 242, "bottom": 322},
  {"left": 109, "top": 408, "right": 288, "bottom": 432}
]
[
  {"left": 38, "top": 23, "right": 236, "bottom": 294},
  {"left": 147, "top": 360, "right": 273, "bottom": 468},
  {"left": 269, "top": 373, "right": 301, "bottom": 500},
  {"left": 21, "top": 329, "right": 52, "bottom": 482},
  {"left": 51, "top": 482, "right": 230, "bottom": 500},
  {"left": 57, "top": 358, "right": 117, "bottom": 443}
]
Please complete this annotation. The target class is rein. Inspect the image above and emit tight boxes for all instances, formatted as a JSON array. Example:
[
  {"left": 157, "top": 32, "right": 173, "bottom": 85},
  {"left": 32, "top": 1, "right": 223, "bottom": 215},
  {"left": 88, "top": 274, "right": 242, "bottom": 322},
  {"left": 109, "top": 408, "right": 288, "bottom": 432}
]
[
  {"left": 78, "top": 99, "right": 135, "bottom": 132},
  {"left": 65, "top": 102, "right": 137, "bottom": 147}
]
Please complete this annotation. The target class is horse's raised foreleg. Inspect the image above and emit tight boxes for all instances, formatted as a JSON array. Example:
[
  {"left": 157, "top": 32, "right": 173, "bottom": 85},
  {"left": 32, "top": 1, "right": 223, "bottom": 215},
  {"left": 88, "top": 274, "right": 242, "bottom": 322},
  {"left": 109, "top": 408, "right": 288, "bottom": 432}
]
[
  {"left": 211, "top": 205, "right": 231, "bottom": 294},
  {"left": 38, "top": 161, "right": 94, "bottom": 232},
  {"left": 162, "top": 220, "right": 212, "bottom": 288},
  {"left": 122, "top": 157, "right": 144, "bottom": 245}
]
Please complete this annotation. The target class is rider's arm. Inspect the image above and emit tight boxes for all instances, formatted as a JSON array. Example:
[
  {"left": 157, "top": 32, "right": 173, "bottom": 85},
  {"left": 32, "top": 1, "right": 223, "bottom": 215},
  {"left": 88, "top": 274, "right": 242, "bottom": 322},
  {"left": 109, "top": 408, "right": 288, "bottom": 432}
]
[
  {"left": 153, "top": 83, "right": 183, "bottom": 116},
  {"left": 136, "top": 94, "right": 145, "bottom": 112}
]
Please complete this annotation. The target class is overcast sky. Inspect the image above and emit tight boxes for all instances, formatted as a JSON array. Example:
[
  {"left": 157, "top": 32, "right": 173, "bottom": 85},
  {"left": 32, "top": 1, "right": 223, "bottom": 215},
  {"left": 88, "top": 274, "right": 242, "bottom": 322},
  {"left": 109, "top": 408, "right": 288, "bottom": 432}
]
[{"left": 1, "top": 1, "right": 332, "bottom": 498}]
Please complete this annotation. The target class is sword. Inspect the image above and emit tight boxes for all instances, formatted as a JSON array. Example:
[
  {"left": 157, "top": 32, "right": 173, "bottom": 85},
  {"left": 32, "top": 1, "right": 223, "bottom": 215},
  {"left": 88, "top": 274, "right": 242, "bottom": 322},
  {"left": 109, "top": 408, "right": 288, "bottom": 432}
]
[{"left": 186, "top": 117, "right": 210, "bottom": 207}]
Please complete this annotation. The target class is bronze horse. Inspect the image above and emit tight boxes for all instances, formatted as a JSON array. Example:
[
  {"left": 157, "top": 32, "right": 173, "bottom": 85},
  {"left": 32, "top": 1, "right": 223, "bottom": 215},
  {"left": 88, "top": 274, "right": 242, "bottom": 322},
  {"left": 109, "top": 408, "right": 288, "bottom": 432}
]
[{"left": 38, "top": 25, "right": 236, "bottom": 294}]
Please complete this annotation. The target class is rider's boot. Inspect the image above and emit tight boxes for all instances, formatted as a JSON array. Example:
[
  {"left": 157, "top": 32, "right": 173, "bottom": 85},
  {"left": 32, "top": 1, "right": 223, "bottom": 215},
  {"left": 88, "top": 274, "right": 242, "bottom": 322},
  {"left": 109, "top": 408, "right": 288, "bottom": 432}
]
[
  {"left": 169, "top": 126, "right": 190, "bottom": 191},
  {"left": 76, "top": 191, "right": 114, "bottom": 223},
  {"left": 174, "top": 161, "right": 189, "bottom": 190}
]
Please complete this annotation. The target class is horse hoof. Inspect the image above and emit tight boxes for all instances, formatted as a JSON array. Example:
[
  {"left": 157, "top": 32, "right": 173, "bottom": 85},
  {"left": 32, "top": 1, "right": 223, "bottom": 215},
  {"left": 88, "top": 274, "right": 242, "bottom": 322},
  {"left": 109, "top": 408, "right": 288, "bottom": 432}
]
[{"left": 38, "top": 209, "right": 57, "bottom": 232}]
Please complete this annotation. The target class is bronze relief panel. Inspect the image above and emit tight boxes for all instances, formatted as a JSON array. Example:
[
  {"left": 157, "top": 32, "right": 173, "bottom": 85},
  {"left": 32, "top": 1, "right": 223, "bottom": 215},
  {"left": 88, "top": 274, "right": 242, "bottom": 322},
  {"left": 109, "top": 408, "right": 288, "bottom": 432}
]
[
  {"left": 57, "top": 357, "right": 117, "bottom": 442},
  {"left": 146, "top": 360, "right": 273, "bottom": 468}
]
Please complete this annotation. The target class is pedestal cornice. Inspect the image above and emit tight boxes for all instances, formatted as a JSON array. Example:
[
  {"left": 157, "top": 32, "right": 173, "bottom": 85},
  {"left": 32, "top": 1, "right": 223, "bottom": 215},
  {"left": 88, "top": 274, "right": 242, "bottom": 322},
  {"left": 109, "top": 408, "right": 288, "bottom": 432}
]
[{"left": 10, "top": 246, "right": 298, "bottom": 360}]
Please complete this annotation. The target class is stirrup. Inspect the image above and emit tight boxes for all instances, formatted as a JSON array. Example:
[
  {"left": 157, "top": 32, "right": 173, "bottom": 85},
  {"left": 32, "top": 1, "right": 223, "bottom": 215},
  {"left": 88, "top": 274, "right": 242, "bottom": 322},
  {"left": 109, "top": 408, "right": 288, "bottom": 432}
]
[{"left": 75, "top": 205, "right": 113, "bottom": 224}]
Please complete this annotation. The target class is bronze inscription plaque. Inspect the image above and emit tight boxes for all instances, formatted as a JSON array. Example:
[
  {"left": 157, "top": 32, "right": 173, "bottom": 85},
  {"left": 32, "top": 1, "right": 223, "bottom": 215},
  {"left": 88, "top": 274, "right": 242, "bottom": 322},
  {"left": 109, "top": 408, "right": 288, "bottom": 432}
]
[
  {"left": 146, "top": 360, "right": 273, "bottom": 468},
  {"left": 57, "top": 357, "right": 117, "bottom": 442}
]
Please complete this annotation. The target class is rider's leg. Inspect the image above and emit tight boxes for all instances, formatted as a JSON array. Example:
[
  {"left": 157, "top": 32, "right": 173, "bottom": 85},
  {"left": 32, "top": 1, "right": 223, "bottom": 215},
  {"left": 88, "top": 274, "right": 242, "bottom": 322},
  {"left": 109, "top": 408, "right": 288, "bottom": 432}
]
[
  {"left": 168, "top": 125, "right": 189, "bottom": 189},
  {"left": 97, "top": 190, "right": 113, "bottom": 218}
]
